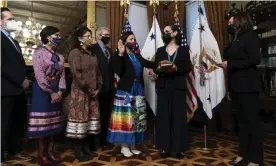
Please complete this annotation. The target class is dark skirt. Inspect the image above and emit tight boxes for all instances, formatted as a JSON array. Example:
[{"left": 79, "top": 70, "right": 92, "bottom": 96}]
[
  {"left": 27, "top": 81, "right": 63, "bottom": 138},
  {"left": 155, "top": 88, "right": 189, "bottom": 152}
]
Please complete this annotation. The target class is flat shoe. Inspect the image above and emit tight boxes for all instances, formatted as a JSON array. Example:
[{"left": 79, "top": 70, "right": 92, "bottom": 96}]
[
  {"left": 121, "top": 150, "right": 133, "bottom": 158},
  {"left": 131, "top": 150, "right": 142, "bottom": 155}
]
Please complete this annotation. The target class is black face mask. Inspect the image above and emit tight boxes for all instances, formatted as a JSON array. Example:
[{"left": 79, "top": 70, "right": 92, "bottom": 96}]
[
  {"left": 227, "top": 24, "right": 237, "bottom": 35},
  {"left": 162, "top": 33, "right": 173, "bottom": 45},
  {"left": 101, "top": 36, "right": 110, "bottom": 45}
]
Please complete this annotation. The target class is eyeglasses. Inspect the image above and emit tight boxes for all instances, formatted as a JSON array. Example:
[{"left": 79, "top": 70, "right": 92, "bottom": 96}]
[
  {"left": 101, "top": 34, "right": 110, "bottom": 37},
  {"left": 82, "top": 35, "right": 92, "bottom": 38}
]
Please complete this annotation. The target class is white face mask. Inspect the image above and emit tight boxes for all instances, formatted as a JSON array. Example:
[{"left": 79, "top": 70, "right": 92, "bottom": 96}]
[{"left": 4, "top": 20, "right": 19, "bottom": 32}]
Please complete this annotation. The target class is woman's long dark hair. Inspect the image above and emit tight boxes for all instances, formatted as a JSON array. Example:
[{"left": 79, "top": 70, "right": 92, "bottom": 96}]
[
  {"left": 233, "top": 12, "right": 253, "bottom": 38},
  {"left": 72, "top": 26, "right": 92, "bottom": 50},
  {"left": 164, "top": 24, "right": 182, "bottom": 46}
]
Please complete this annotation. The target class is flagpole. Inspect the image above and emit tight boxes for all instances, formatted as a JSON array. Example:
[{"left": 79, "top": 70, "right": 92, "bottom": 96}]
[
  {"left": 150, "top": 0, "right": 159, "bottom": 54},
  {"left": 153, "top": 8, "right": 157, "bottom": 55},
  {"left": 198, "top": 1, "right": 202, "bottom": 53},
  {"left": 197, "top": 0, "right": 208, "bottom": 151},
  {"left": 197, "top": 1, "right": 217, "bottom": 152},
  {"left": 173, "top": 0, "right": 179, "bottom": 25},
  {"left": 120, "top": 0, "right": 130, "bottom": 26},
  {"left": 150, "top": 0, "right": 159, "bottom": 148},
  {"left": 119, "top": 0, "right": 130, "bottom": 48}
]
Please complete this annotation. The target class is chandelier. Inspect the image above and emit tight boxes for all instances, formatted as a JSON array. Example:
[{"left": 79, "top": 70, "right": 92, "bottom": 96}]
[{"left": 10, "top": 1, "right": 45, "bottom": 61}]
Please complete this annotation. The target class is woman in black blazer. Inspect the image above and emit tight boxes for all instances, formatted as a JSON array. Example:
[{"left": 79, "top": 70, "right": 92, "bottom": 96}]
[
  {"left": 218, "top": 12, "right": 263, "bottom": 166},
  {"left": 154, "top": 24, "right": 192, "bottom": 159},
  {"left": 107, "top": 31, "right": 165, "bottom": 157}
]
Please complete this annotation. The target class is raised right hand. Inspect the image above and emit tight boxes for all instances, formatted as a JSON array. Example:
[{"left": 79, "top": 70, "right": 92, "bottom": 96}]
[{"left": 118, "top": 40, "right": 125, "bottom": 55}]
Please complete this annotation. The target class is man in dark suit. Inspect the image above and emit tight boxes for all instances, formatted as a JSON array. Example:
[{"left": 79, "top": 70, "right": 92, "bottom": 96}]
[
  {"left": 88, "top": 27, "right": 114, "bottom": 147},
  {"left": 1, "top": 7, "right": 32, "bottom": 163}
]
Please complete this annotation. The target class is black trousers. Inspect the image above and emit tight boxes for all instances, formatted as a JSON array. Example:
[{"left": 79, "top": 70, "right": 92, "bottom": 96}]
[
  {"left": 98, "top": 90, "right": 114, "bottom": 144},
  {"left": 1, "top": 92, "right": 27, "bottom": 161},
  {"left": 231, "top": 92, "right": 263, "bottom": 164},
  {"left": 156, "top": 88, "right": 189, "bottom": 152}
]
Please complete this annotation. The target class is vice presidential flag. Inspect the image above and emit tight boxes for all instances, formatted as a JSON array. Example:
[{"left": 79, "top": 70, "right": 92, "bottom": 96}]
[{"left": 189, "top": 7, "right": 226, "bottom": 119}]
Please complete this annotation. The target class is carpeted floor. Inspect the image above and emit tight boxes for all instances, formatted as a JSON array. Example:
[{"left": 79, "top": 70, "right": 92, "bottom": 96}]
[{"left": 5, "top": 127, "right": 276, "bottom": 166}]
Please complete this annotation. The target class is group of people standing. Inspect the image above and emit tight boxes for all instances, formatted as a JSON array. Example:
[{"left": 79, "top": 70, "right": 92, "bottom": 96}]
[
  {"left": 1, "top": 6, "right": 263, "bottom": 166},
  {"left": 1, "top": 6, "right": 192, "bottom": 164}
]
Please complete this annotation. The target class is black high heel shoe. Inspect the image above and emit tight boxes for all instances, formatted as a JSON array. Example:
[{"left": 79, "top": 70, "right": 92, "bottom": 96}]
[
  {"left": 160, "top": 150, "right": 170, "bottom": 159},
  {"left": 175, "top": 152, "right": 185, "bottom": 159},
  {"left": 229, "top": 157, "right": 246, "bottom": 166}
]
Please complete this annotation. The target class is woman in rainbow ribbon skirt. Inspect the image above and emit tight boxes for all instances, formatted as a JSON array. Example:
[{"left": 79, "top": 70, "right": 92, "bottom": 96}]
[{"left": 107, "top": 31, "right": 168, "bottom": 157}]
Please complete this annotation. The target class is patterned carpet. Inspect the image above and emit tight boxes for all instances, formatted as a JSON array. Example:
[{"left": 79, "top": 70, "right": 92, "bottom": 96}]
[{"left": 6, "top": 128, "right": 276, "bottom": 166}]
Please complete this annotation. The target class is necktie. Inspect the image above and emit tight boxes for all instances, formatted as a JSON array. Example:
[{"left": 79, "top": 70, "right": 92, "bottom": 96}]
[{"left": 104, "top": 47, "right": 110, "bottom": 63}]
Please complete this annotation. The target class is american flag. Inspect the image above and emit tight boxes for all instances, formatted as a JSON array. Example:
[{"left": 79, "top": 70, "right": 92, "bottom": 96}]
[
  {"left": 114, "top": 19, "right": 140, "bottom": 88},
  {"left": 174, "top": 17, "right": 198, "bottom": 121}
]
